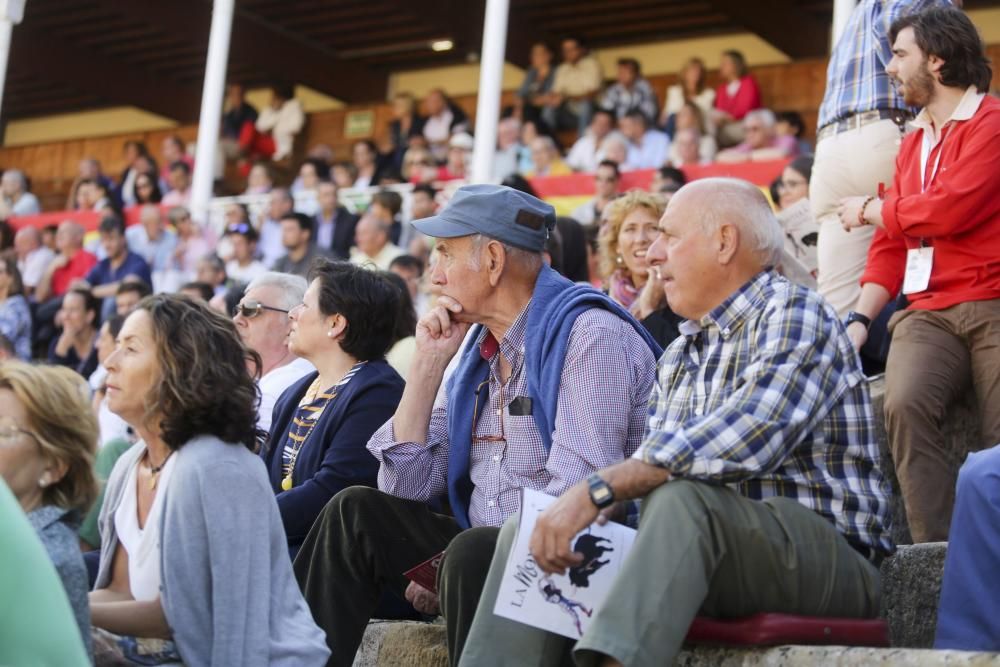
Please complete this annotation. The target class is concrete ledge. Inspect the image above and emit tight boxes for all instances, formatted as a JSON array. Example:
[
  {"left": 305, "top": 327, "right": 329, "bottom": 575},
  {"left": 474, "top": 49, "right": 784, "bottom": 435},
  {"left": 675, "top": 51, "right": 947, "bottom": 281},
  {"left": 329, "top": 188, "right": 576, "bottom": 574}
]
[
  {"left": 881, "top": 542, "right": 948, "bottom": 648},
  {"left": 353, "top": 621, "right": 447, "bottom": 667},
  {"left": 676, "top": 646, "right": 1000, "bottom": 665},
  {"left": 354, "top": 621, "right": 1000, "bottom": 666}
]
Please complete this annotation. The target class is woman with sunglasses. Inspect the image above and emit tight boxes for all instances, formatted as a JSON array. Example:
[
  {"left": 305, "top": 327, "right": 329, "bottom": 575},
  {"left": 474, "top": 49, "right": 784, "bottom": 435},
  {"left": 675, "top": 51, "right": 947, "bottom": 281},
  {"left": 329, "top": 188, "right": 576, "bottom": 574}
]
[
  {"left": 0, "top": 361, "right": 98, "bottom": 656},
  {"left": 92, "top": 294, "right": 329, "bottom": 665},
  {"left": 263, "top": 259, "right": 404, "bottom": 555}
]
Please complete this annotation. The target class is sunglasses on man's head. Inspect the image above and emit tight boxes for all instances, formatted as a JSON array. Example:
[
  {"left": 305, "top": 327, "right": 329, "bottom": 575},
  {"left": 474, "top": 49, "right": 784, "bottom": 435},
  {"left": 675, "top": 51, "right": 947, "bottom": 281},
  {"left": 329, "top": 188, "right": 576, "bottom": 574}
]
[
  {"left": 237, "top": 299, "right": 289, "bottom": 319},
  {"left": 227, "top": 223, "right": 251, "bottom": 235}
]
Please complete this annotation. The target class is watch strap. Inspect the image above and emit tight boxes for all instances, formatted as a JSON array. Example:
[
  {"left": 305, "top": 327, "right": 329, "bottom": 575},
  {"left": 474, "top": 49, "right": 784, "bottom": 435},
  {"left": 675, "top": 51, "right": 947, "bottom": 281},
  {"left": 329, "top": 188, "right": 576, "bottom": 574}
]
[{"left": 845, "top": 311, "right": 872, "bottom": 330}]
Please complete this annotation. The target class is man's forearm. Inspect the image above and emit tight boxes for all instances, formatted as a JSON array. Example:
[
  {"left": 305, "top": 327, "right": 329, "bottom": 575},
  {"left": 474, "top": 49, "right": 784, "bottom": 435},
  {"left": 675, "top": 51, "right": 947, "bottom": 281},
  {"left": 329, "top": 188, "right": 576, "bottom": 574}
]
[
  {"left": 853, "top": 282, "right": 892, "bottom": 320},
  {"left": 599, "top": 458, "right": 672, "bottom": 502},
  {"left": 91, "top": 281, "right": 119, "bottom": 299},
  {"left": 390, "top": 353, "right": 450, "bottom": 444}
]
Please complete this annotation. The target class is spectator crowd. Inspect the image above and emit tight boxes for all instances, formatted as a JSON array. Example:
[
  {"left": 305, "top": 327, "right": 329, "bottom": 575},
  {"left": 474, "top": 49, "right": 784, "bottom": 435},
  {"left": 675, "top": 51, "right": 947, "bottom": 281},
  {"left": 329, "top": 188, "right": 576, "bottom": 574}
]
[{"left": 1, "top": 3, "right": 1000, "bottom": 666}]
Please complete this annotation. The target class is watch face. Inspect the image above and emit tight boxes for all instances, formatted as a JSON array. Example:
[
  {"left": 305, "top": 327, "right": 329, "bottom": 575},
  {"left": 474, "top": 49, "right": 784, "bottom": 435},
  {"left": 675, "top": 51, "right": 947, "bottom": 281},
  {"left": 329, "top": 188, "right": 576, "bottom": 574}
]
[{"left": 591, "top": 486, "right": 612, "bottom": 506}]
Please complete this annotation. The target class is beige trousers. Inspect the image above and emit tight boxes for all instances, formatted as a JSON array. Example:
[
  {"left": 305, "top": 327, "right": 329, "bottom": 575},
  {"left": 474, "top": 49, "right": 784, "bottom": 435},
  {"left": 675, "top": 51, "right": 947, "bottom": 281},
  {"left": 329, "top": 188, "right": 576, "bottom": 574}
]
[{"left": 810, "top": 119, "right": 905, "bottom": 316}]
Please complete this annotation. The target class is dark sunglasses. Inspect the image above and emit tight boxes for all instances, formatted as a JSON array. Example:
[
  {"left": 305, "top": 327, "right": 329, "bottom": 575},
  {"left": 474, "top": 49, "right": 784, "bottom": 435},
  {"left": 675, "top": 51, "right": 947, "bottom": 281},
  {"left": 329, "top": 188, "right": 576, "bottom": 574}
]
[{"left": 237, "top": 299, "right": 289, "bottom": 319}]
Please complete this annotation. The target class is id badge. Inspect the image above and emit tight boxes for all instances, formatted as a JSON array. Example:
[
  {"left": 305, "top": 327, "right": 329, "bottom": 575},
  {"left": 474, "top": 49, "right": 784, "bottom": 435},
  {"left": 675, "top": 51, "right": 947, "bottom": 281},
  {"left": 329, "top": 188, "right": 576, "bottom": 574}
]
[{"left": 902, "top": 246, "right": 934, "bottom": 295}]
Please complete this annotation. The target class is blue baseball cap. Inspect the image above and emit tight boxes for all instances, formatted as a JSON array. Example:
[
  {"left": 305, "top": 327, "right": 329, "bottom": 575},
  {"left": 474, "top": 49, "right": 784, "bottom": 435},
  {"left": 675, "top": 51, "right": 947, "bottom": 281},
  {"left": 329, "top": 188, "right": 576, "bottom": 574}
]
[{"left": 411, "top": 184, "right": 555, "bottom": 253}]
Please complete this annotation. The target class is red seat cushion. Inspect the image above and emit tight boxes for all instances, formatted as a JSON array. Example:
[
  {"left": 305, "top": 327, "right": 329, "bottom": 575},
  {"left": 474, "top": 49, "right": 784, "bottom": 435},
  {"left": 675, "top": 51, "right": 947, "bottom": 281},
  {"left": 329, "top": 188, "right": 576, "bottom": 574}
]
[{"left": 685, "top": 613, "right": 890, "bottom": 647}]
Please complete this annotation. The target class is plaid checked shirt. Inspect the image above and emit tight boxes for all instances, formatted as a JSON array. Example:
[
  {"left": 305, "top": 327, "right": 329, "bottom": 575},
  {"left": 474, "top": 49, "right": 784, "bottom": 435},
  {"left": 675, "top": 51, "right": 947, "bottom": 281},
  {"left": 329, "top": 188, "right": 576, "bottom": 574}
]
[
  {"left": 818, "top": 0, "right": 952, "bottom": 128},
  {"left": 601, "top": 79, "right": 660, "bottom": 124},
  {"left": 370, "top": 305, "right": 657, "bottom": 528},
  {"left": 635, "top": 271, "right": 894, "bottom": 558}
]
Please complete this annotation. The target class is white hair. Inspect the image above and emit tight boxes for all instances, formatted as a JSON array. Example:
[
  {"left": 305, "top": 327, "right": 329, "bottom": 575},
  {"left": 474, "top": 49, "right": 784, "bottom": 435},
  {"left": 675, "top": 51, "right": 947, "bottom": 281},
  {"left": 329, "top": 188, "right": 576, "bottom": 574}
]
[
  {"left": 246, "top": 271, "right": 308, "bottom": 311},
  {"left": 139, "top": 204, "right": 162, "bottom": 223},
  {"left": 684, "top": 178, "right": 784, "bottom": 268},
  {"left": 602, "top": 135, "right": 628, "bottom": 152},
  {"left": 498, "top": 117, "right": 521, "bottom": 133},
  {"left": 744, "top": 108, "right": 776, "bottom": 129},
  {"left": 531, "top": 136, "right": 557, "bottom": 153},
  {"left": 675, "top": 127, "right": 702, "bottom": 142},
  {"left": 468, "top": 233, "right": 543, "bottom": 275},
  {"left": 2, "top": 169, "right": 26, "bottom": 190},
  {"left": 58, "top": 220, "right": 85, "bottom": 243}
]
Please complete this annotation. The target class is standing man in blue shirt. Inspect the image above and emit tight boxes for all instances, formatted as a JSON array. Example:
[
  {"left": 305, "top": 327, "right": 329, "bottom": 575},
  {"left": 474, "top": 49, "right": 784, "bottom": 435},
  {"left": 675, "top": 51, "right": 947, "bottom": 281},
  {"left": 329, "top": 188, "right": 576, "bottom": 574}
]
[
  {"left": 77, "top": 215, "right": 151, "bottom": 318},
  {"left": 811, "top": 0, "right": 954, "bottom": 320}
]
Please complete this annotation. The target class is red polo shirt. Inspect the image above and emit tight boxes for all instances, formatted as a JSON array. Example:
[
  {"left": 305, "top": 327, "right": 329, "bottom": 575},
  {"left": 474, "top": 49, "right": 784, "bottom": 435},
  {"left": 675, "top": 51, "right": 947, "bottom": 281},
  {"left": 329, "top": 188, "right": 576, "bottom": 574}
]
[
  {"left": 861, "top": 89, "right": 1000, "bottom": 311},
  {"left": 51, "top": 249, "right": 97, "bottom": 297}
]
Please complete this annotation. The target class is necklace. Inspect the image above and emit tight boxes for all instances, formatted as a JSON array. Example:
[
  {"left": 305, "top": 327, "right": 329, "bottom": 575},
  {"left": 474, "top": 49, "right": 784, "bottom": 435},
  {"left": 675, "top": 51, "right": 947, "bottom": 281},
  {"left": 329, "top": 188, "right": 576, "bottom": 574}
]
[
  {"left": 144, "top": 449, "right": 174, "bottom": 491},
  {"left": 281, "top": 362, "right": 366, "bottom": 491}
]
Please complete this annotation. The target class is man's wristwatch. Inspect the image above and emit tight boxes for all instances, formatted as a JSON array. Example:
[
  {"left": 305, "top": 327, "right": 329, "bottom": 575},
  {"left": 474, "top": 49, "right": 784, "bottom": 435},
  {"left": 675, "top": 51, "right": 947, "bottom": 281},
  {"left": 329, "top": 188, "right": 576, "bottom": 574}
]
[
  {"left": 845, "top": 311, "right": 872, "bottom": 330},
  {"left": 587, "top": 473, "right": 615, "bottom": 509}
]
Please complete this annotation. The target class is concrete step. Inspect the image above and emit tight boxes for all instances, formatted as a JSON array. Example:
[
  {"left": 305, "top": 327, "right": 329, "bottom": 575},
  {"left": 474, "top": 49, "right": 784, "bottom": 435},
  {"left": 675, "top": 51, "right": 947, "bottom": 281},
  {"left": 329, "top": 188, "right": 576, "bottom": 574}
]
[
  {"left": 881, "top": 542, "right": 948, "bottom": 648},
  {"left": 350, "top": 543, "right": 977, "bottom": 665},
  {"left": 353, "top": 620, "right": 1000, "bottom": 666}
]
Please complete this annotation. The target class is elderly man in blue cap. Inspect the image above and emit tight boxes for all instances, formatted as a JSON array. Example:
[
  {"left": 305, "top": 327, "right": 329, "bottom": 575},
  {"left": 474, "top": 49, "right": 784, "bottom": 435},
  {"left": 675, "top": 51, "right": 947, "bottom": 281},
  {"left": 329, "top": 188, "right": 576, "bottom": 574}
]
[{"left": 293, "top": 184, "right": 662, "bottom": 666}]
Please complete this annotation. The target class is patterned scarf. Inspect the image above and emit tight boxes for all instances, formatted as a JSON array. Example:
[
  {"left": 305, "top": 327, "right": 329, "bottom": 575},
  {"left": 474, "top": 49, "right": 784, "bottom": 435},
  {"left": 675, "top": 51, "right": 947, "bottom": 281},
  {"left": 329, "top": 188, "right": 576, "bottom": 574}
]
[{"left": 608, "top": 269, "right": 640, "bottom": 309}]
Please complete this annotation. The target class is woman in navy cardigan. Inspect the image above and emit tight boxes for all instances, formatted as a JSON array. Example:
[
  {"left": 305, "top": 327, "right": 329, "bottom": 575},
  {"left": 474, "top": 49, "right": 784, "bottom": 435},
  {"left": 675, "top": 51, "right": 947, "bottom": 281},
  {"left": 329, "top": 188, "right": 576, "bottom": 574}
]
[{"left": 262, "top": 260, "right": 404, "bottom": 553}]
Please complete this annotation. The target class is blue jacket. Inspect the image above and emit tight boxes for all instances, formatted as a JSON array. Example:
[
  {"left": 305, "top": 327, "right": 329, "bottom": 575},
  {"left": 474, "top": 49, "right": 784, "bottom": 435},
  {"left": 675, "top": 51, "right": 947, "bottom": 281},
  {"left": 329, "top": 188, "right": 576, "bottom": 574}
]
[
  {"left": 445, "top": 266, "right": 662, "bottom": 529},
  {"left": 262, "top": 360, "right": 404, "bottom": 548}
]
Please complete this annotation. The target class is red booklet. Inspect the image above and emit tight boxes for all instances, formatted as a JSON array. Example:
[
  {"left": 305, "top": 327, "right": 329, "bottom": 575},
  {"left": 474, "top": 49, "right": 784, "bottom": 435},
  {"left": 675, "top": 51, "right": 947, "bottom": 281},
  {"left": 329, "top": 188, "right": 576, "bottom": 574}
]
[{"left": 403, "top": 551, "right": 446, "bottom": 593}]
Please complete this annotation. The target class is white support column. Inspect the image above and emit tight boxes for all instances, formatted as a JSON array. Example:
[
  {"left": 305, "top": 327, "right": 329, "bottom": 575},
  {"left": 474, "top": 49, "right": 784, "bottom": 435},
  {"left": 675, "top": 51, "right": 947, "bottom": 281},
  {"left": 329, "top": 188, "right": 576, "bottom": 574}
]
[
  {"left": 0, "top": 0, "right": 26, "bottom": 117},
  {"left": 831, "top": 0, "right": 857, "bottom": 50},
  {"left": 190, "top": 0, "right": 235, "bottom": 224},
  {"left": 470, "top": 0, "right": 510, "bottom": 184}
]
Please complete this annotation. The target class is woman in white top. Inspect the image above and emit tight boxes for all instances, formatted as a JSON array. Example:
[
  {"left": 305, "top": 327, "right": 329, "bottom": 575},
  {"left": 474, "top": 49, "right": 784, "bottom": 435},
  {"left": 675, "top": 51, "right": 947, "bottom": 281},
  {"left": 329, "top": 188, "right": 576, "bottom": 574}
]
[
  {"left": 659, "top": 57, "right": 716, "bottom": 134},
  {"left": 254, "top": 84, "right": 305, "bottom": 162},
  {"left": 90, "top": 294, "right": 328, "bottom": 666}
]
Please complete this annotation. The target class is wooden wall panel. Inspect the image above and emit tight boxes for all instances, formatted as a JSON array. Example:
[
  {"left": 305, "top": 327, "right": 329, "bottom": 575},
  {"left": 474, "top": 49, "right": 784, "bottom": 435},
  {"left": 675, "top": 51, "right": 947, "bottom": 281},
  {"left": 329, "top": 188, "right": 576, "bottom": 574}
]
[{"left": 5, "top": 48, "right": 1000, "bottom": 210}]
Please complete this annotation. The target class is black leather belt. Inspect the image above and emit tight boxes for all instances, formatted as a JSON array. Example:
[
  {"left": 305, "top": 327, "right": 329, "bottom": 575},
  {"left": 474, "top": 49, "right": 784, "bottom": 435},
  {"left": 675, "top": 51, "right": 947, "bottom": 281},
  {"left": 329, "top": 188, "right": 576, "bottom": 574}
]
[{"left": 817, "top": 109, "right": 912, "bottom": 143}]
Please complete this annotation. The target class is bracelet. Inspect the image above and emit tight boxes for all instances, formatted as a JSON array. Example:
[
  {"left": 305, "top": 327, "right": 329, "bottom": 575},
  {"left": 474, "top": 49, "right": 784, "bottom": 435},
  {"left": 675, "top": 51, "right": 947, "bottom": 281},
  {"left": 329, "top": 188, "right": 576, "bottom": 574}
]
[{"left": 858, "top": 196, "right": 876, "bottom": 226}]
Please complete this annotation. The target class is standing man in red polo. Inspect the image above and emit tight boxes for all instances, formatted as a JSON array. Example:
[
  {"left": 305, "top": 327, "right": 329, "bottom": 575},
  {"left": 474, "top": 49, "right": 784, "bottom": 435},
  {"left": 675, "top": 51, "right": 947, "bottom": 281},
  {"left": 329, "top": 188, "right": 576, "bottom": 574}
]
[{"left": 839, "top": 6, "right": 999, "bottom": 543}]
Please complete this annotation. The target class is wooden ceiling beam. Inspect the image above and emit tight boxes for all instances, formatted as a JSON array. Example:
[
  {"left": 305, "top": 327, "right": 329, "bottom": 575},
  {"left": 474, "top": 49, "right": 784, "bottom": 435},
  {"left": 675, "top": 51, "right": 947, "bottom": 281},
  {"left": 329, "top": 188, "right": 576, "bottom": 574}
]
[
  {"left": 708, "top": 0, "right": 829, "bottom": 58},
  {"left": 279, "top": 3, "right": 397, "bottom": 30},
  {"left": 90, "top": 0, "right": 388, "bottom": 103},
  {"left": 303, "top": 16, "right": 429, "bottom": 41},
  {"left": 522, "top": 0, "right": 709, "bottom": 20},
  {"left": 552, "top": 5, "right": 717, "bottom": 30},
  {"left": 7, "top": 24, "right": 200, "bottom": 122}
]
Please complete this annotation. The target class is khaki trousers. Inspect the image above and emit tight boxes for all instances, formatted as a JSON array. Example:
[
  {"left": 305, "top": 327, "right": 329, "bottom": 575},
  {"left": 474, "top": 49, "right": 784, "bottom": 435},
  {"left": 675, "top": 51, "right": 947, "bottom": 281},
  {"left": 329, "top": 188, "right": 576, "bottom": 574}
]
[
  {"left": 811, "top": 119, "right": 904, "bottom": 316},
  {"left": 460, "top": 481, "right": 881, "bottom": 667},
  {"left": 884, "top": 299, "right": 1000, "bottom": 543}
]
